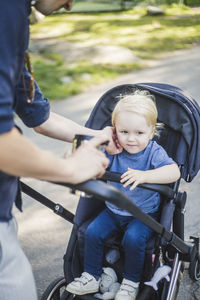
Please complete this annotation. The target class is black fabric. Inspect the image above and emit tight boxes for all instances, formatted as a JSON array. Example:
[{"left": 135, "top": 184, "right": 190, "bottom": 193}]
[
  {"left": 74, "top": 195, "right": 105, "bottom": 226},
  {"left": 15, "top": 180, "right": 23, "bottom": 212}
]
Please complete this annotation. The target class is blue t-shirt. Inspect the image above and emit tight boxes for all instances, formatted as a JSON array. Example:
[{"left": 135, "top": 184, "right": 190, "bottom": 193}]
[
  {"left": 0, "top": 0, "right": 50, "bottom": 221},
  {"left": 105, "top": 141, "right": 175, "bottom": 215}
]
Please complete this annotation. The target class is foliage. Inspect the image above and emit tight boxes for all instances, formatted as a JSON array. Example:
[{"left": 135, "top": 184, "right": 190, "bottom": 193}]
[{"left": 30, "top": 5, "right": 200, "bottom": 100}]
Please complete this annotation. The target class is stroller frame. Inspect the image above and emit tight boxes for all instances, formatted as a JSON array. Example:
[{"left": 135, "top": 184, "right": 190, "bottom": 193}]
[
  {"left": 21, "top": 83, "right": 200, "bottom": 300},
  {"left": 21, "top": 174, "right": 198, "bottom": 300}
]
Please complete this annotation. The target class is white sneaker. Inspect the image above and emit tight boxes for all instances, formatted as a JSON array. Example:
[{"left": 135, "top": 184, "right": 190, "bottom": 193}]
[
  {"left": 115, "top": 278, "right": 139, "bottom": 300},
  {"left": 66, "top": 272, "right": 100, "bottom": 295}
]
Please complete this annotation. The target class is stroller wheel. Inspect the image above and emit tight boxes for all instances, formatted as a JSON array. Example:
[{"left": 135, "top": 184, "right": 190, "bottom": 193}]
[
  {"left": 41, "top": 276, "right": 69, "bottom": 300},
  {"left": 189, "top": 256, "right": 200, "bottom": 281}
]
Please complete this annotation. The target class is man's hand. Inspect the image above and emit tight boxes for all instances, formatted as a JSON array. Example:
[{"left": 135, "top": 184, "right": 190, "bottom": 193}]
[
  {"left": 66, "top": 135, "right": 109, "bottom": 184},
  {"left": 102, "top": 126, "right": 123, "bottom": 155},
  {"left": 121, "top": 168, "right": 147, "bottom": 190}
]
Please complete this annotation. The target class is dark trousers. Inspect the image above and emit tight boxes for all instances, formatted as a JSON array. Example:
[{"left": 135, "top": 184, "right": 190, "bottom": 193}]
[{"left": 84, "top": 208, "right": 156, "bottom": 282}]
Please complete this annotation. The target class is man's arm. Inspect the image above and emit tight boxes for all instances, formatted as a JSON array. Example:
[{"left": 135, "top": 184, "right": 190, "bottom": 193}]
[
  {"left": 34, "top": 112, "right": 123, "bottom": 154},
  {"left": 34, "top": 112, "right": 102, "bottom": 142},
  {"left": 0, "top": 127, "right": 108, "bottom": 184}
]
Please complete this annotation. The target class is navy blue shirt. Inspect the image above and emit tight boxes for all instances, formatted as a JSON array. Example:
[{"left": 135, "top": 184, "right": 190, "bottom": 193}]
[
  {"left": 106, "top": 141, "right": 175, "bottom": 215},
  {"left": 0, "top": 0, "right": 50, "bottom": 221}
]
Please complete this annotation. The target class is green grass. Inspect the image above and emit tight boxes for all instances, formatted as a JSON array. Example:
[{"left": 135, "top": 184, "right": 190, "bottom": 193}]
[
  {"left": 30, "top": 4, "right": 200, "bottom": 100},
  {"left": 33, "top": 54, "right": 144, "bottom": 99},
  {"left": 70, "top": 2, "right": 123, "bottom": 12}
]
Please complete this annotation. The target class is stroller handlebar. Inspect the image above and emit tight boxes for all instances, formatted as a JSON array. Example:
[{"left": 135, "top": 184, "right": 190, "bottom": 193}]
[
  {"left": 102, "top": 171, "right": 175, "bottom": 199},
  {"left": 53, "top": 178, "right": 194, "bottom": 258}
]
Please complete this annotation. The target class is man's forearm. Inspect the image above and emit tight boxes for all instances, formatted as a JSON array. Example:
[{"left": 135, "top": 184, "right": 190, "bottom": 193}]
[
  {"left": 0, "top": 128, "right": 75, "bottom": 182},
  {"left": 34, "top": 112, "right": 101, "bottom": 142},
  {"left": 0, "top": 127, "right": 108, "bottom": 184}
]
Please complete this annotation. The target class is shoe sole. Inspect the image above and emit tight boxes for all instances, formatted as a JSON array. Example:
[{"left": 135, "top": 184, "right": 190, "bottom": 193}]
[{"left": 66, "top": 286, "right": 99, "bottom": 295}]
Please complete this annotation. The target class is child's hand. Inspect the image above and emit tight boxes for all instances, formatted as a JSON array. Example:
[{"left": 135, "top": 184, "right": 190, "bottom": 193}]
[
  {"left": 103, "top": 126, "right": 123, "bottom": 155},
  {"left": 121, "top": 168, "right": 147, "bottom": 190}
]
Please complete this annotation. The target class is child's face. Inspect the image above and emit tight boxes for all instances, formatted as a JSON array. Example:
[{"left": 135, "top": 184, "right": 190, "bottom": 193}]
[{"left": 115, "top": 111, "right": 154, "bottom": 154}]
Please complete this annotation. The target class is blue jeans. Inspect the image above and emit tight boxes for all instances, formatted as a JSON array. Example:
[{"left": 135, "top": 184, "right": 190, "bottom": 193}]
[{"left": 84, "top": 208, "right": 157, "bottom": 282}]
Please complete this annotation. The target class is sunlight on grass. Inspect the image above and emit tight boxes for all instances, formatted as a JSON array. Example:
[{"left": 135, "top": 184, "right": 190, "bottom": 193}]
[
  {"left": 32, "top": 53, "right": 144, "bottom": 100},
  {"left": 71, "top": 2, "right": 121, "bottom": 12},
  {"left": 30, "top": 5, "right": 200, "bottom": 100},
  {"left": 165, "top": 3, "right": 196, "bottom": 15}
]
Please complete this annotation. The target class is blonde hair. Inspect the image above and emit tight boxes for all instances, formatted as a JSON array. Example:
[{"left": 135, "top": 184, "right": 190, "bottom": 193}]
[{"left": 112, "top": 90, "right": 159, "bottom": 136}]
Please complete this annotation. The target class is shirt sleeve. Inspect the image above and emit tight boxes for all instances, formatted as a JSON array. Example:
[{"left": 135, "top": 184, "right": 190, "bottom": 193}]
[
  {"left": 14, "top": 67, "right": 50, "bottom": 128},
  {"left": 150, "top": 143, "right": 176, "bottom": 169}
]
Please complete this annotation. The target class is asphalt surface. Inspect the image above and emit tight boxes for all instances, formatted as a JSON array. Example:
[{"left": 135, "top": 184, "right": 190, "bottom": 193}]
[{"left": 15, "top": 45, "right": 200, "bottom": 299}]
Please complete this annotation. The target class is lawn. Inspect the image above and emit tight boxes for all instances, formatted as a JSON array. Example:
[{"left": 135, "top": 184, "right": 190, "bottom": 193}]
[{"left": 30, "top": 4, "right": 200, "bottom": 100}]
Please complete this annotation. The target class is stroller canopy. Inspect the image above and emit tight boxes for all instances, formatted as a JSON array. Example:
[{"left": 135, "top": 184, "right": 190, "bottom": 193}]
[{"left": 85, "top": 83, "right": 200, "bottom": 182}]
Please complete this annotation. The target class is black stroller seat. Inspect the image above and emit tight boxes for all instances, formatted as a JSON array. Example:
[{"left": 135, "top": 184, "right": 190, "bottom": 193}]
[{"left": 61, "top": 83, "right": 200, "bottom": 300}]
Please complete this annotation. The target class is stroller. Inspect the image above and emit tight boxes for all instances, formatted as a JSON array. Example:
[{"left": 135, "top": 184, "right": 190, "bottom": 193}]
[{"left": 21, "top": 83, "right": 200, "bottom": 300}]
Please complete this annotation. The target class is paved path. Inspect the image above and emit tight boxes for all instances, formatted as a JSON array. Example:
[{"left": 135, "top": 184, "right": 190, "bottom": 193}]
[{"left": 15, "top": 45, "right": 200, "bottom": 299}]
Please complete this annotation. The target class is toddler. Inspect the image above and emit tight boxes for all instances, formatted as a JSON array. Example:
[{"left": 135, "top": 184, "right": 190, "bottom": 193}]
[{"left": 66, "top": 90, "right": 180, "bottom": 300}]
